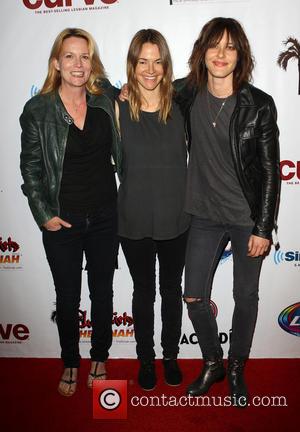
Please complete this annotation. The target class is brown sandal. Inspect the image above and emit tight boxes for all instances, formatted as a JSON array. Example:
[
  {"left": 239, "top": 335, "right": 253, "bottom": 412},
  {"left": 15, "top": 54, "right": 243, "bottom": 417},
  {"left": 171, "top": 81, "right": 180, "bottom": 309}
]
[
  {"left": 58, "top": 368, "right": 78, "bottom": 397},
  {"left": 87, "top": 361, "right": 107, "bottom": 388}
]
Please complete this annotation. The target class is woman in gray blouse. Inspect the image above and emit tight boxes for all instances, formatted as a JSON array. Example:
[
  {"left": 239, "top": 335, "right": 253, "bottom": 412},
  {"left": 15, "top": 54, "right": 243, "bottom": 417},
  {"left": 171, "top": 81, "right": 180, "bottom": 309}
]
[{"left": 116, "top": 29, "right": 190, "bottom": 391}]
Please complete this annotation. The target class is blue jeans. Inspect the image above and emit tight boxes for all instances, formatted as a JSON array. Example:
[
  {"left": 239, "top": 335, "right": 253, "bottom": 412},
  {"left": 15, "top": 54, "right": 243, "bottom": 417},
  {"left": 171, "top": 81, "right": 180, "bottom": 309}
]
[
  {"left": 42, "top": 203, "right": 118, "bottom": 367},
  {"left": 184, "top": 216, "right": 263, "bottom": 360}
]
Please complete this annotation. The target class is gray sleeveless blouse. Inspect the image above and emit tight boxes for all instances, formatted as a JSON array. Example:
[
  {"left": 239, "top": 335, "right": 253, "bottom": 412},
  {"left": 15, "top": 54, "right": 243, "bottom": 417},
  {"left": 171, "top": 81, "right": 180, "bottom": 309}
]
[{"left": 118, "top": 100, "right": 190, "bottom": 240}]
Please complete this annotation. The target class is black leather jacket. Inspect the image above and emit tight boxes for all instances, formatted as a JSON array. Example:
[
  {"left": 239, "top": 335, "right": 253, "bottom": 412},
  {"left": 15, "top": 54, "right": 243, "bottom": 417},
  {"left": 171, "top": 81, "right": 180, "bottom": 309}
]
[
  {"left": 20, "top": 85, "right": 121, "bottom": 227},
  {"left": 174, "top": 79, "right": 280, "bottom": 240}
]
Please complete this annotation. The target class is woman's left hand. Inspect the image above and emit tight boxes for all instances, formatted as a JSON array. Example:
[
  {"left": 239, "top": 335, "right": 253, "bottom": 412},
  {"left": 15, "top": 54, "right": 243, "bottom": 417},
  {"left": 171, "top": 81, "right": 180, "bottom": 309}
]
[
  {"left": 43, "top": 216, "right": 72, "bottom": 231},
  {"left": 247, "top": 235, "right": 270, "bottom": 257},
  {"left": 119, "top": 84, "right": 129, "bottom": 101}
]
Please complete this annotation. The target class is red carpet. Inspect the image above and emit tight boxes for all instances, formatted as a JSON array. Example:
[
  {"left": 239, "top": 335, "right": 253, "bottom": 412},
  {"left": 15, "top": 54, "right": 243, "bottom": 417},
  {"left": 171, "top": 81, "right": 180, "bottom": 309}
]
[{"left": 0, "top": 358, "right": 298, "bottom": 431}]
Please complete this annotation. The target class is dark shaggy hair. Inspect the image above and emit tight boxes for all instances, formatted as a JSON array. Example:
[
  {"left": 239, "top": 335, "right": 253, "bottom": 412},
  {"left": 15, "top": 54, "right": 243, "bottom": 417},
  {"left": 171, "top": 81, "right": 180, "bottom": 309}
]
[{"left": 188, "top": 17, "right": 254, "bottom": 91}]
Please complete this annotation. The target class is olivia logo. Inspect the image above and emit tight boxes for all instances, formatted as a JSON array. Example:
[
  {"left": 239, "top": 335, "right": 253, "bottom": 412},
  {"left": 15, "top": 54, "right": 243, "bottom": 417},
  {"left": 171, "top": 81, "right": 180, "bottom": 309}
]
[
  {"left": 278, "top": 302, "right": 300, "bottom": 337},
  {"left": 23, "top": 0, "right": 117, "bottom": 9}
]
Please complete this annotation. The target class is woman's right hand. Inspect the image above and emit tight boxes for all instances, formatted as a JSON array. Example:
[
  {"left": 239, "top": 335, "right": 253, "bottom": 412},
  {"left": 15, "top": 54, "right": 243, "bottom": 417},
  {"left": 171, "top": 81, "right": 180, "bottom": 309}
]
[
  {"left": 119, "top": 83, "right": 129, "bottom": 101},
  {"left": 43, "top": 216, "right": 72, "bottom": 231}
]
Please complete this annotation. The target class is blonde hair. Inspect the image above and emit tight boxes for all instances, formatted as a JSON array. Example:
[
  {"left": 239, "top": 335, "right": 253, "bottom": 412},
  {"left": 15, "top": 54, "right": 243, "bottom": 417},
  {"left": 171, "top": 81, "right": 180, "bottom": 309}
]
[
  {"left": 127, "top": 29, "right": 173, "bottom": 123},
  {"left": 40, "top": 28, "right": 106, "bottom": 95}
]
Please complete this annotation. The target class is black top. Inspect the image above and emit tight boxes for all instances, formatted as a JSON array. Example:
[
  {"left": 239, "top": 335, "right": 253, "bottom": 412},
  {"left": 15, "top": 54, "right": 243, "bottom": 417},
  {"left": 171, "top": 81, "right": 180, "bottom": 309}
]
[
  {"left": 59, "top": 106, "right": 117, "bottom": 214},
  {"left": 118, "top": 100, "right": 190, "bottom": 240},
  {"left": 185, "top": 90, "right": 252, "bottom": 225}
]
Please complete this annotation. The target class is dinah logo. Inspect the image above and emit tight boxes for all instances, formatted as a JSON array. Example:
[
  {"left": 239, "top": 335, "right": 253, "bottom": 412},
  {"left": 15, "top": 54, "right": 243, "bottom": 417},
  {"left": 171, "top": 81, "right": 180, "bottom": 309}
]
[
  {"left": 0, "top": 236, "right": 22, "bottom": 270},
  {"left": 273, "top": 249, "right": 300, "bottom": 266},
  {"left": 51, "top": 309, "right": 135, "bottom": 342},
  {"left": 278, "top": 302, "right": 300, "bottom": 337}
]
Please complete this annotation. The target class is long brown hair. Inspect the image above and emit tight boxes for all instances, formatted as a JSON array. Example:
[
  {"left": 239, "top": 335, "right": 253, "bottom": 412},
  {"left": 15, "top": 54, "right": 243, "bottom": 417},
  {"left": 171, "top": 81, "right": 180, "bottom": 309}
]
[
  {"left": 188, "top": 17, "right": 254, "bottom": 91},
  {"left": 40, "top": 28, "right": 106, "bottom": 95},
  {"left": 127, "top": 29, "right": 173, "bottom": 123}
]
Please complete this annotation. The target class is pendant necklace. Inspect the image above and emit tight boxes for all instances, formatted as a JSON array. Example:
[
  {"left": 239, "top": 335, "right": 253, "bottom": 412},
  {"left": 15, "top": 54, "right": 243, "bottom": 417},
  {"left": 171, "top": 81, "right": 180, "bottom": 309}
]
[{"left": 206, "top": 87, "right": 230, "bottom": 128}]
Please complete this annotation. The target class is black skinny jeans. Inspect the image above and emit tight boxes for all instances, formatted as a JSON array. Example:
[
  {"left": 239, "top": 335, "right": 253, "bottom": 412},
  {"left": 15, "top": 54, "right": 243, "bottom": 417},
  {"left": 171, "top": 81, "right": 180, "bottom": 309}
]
[
  {"left": 42, "top": 203, "right": 118, "bottom": 368},
  {"left": 185, "top": 217, "right": 263, "bottom": 360},
  {"left": 120, "top": 231, "right": 188, "bottom": 361}
]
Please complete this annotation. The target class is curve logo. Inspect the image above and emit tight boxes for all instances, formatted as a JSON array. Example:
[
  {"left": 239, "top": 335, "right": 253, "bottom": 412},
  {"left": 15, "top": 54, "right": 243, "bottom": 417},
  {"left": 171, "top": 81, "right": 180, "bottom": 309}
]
[
  {"left": 220, "top": 242, "right": 233, "bottom": 264},
  {"left": 23, "top": 0, "right": 118, "bottom": 9},
  {"left": 0, "top": 323, "right": 30, "bottom": 343},
  {"left": 278, "top": 302, "right": 300, "bottom": 337},
  {"left": 280, "top": 160, "right": 300, "bottom": 184},
  {"left": 274, "top": 249, "right": 300, "bottom": 265}
]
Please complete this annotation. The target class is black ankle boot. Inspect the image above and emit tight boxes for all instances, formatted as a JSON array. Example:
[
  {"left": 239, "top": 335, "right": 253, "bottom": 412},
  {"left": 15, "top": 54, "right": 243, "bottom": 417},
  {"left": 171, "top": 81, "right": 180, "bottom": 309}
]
[
  {"left": 162, "top": 359, "right": 182, "bottom": 386},
  {"left": 138, "top": 360, "right": 156, "bottom": 391},
  {"left": 227, "top": 358, "right": 248, "bottom": 408},
  {"left": 187, "top": 358, "right": 225, "bottom": 396}
]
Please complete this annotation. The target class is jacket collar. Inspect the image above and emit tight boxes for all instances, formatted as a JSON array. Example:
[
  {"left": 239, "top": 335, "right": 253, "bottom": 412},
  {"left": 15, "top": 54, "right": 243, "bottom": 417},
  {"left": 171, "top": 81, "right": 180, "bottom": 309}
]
[
  {"left": 53, "top": 90, "right": 111, "bottom": 125},
  {"left": 178, "top": 80, "right": 256, "bottom": 108},
  {"left": 237, "top": 83, "right": 255, "bottom": 107},
  {"left": 54, "top": 91, "right": 73, "bottom": 125}
]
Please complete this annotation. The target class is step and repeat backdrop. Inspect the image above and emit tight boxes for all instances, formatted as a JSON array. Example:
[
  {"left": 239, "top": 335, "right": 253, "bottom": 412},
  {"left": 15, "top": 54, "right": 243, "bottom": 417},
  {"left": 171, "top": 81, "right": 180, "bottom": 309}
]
[{"left": 0, "top": 0, "right": 299, "bottom": 359}]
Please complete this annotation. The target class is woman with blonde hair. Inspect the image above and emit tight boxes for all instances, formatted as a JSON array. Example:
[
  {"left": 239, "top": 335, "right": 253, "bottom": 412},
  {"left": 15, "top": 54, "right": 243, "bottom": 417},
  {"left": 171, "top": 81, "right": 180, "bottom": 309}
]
[
  {"left": 20, "top": 28, "right": 120, "bottom": 396},
  {"left": 117, "top": 29, "right": 190, "bottom": 390}
]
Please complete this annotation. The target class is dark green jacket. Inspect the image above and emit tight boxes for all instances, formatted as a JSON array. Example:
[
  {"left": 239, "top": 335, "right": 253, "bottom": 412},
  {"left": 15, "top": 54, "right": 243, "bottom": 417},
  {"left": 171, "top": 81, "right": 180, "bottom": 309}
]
[{"left": 20, "top": 86, "right": 121, "bottom": 227}]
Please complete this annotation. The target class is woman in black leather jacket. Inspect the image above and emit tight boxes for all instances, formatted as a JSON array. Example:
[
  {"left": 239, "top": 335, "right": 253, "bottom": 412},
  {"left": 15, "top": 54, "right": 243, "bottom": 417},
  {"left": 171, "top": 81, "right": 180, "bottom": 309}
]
[
  {"left": 174, "top": 17, "right": 280, "bottom": 407},
  {"left": 20, "top": 28, "right": 119, "bottom": 396}
]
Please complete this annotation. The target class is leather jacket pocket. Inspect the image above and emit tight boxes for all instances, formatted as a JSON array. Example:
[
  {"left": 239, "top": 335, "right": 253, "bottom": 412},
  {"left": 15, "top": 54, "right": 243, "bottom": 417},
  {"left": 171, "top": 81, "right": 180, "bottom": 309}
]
[{"left": 239, "top": 127, "right": 259, "bottom": 169}]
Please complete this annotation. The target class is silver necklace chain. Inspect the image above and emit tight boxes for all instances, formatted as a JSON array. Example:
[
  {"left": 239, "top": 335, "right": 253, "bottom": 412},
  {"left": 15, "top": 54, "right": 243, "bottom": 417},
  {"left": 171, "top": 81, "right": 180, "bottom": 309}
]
[{"left": 206, "top": 88, "right": 229, "bottom": 128}]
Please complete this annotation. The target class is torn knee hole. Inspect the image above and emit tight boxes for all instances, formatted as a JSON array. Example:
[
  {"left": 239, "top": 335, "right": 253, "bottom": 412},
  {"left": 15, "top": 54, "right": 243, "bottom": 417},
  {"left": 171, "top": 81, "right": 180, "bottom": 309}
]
[{"left": 184, "top": 297, "right": 202, "bottom": 304}]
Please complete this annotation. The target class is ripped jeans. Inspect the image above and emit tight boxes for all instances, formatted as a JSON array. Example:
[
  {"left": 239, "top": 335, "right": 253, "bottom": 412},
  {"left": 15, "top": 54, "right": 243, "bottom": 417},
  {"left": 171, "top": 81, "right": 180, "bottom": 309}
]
[{"left": 184, "top": 217, "right": 263, "bottom": 360}]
